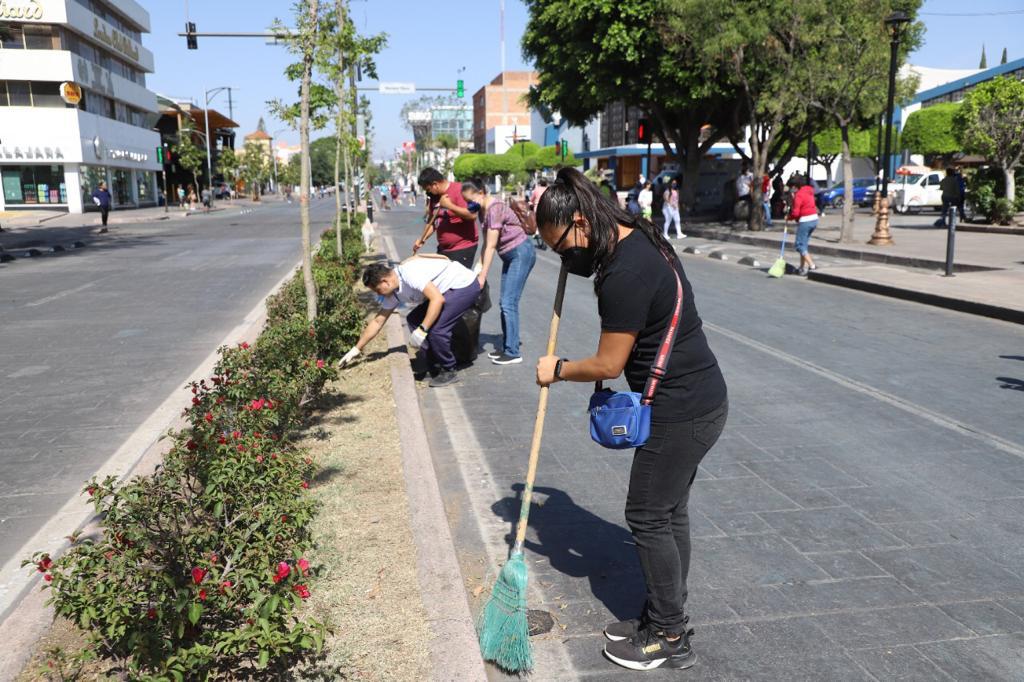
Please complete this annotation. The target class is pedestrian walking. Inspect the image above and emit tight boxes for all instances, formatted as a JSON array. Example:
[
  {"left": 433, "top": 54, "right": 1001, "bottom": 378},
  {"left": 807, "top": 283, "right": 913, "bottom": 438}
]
[
  {"left": 761, "top": 174, "right": 773, "bottom": 227},
  {"left": 414, "top": 167, "right": 479, "bottom": 268},
  {"left": 529, "top": 177, "right": 549, "bottom": 211},
  {"left": 662, "top": 178, "right": 685, "bottom": 239},
  {"left": 787, "top": 175, "right": 818, "bottom": 275},
  {"left": 770, "top": 175, "right": 786, "bottom": 220},
  {"left": 341, "top": 256, "right": 481, "bottom": 388},
  {"left": 955, "top": 167, "right": 968, "bottom": 222},
  {"left": 626, "top": 176, "right": 644, "bottom": 216},
  {"left": 461, "top": 178, "right": 536, "bottom": 365},
  {"left": 638, "top": 181, "right": 653, "bottom": 220},
  {"left": 177, "top": 185, "right": 186, "bottom": 210},
  {"left": 940, "top": 167, "right": 960, "bottom": 226},
  {"left": 201, "top": 187, "right": 211, "bottom": 211},
  {"left": 187, "top": 187, "right": 197, "bottom": 211},
  {"left": 390, "top": 182, "right": 400, "bottom": 207},
  {"left": 534, "top": 167, "right": 728, "bottom": 672},
  {"left": 91, "top": 181, "right": 112, "bottom": 228},
  {"left": 735, "top": 163, "right": 753, "bottom": 219}
]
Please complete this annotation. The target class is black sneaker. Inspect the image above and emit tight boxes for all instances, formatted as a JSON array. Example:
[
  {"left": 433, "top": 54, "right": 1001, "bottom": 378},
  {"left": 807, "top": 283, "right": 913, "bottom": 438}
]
[
  {"left": 487, "top": 350, "right": 502, "bottom": 360},
  {"left": 603, "top": 626, "right": 696, "bottom": 671},
  {"left": 428, "top": 369, "right": 459, "bottom": 388},
  {"left": 605, "top": 614, "right": 690, "bottom": 642},
  {"left": 491, "top": 354, "right": 522, "bottom": 365}
]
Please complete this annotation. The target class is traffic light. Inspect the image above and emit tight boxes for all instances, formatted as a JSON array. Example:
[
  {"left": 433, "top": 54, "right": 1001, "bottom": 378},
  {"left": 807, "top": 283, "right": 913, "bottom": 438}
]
[
  {"left": 560, "top": 139, "right": 568, "bottom": 160},
  {"left": 156, "top": 146, "right": 164, "bottom": 164},
  {"left": 637, "top": 117, "right": 651, "bottom": 144},
  {"left": 456, "top": 79, "right": 464, "bottom": 98},
  {"left": 186, "top": 22, "right": 197, "bottom": 50}
]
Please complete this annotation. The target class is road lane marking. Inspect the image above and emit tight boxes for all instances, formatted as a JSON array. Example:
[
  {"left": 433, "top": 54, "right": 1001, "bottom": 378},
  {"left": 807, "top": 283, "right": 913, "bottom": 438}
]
[
  {"left": 704, "top": 321, "right": 1024, "bottom": 459},
  {"left": 161, "top": 249, "right": 192, "bottom": 261},
  {"left": 24, "top": 281, "right": 99, "bottom": 308}
]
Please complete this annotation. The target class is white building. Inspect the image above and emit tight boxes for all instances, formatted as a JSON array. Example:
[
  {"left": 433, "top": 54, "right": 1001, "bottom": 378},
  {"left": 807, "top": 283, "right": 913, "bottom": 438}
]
[{"left": 0, "top": 0, "right": 161, "bottom": 214}]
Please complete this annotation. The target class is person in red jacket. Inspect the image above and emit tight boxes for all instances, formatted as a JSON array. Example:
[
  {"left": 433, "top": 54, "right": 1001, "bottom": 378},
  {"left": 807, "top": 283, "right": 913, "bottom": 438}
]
[{"left": 786, "top": 175, "right": 818, "bottom": 275}]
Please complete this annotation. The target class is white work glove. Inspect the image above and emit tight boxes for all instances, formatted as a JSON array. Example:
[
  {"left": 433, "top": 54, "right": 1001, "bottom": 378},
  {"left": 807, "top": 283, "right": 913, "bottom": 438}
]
[
  {"left": 410, "top": 326, "right": 428, "bottom": 348},
  {"left": 340, "top": 347, "right": 361, "bottom": 367}
]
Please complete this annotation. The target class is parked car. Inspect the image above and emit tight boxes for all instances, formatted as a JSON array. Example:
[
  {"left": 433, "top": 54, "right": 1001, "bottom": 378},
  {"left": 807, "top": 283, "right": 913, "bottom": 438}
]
[
  {"left": 864, "top": 166, "right": 978, "bottom": 223},
  {"left": 819, "top": 178, "right": 875, "bottom": 208}
]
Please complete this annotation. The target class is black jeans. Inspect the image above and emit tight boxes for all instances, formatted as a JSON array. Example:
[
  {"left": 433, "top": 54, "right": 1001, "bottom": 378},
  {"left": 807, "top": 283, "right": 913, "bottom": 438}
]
[
  {"left": 439, "top": 244, "right": 477, "bottom": 269},
  {"left": 624, "top": 398, "right": 728, "bottom": 635},
  {"left": 100, "top": 207, "right": 109, "bottom": 226}
]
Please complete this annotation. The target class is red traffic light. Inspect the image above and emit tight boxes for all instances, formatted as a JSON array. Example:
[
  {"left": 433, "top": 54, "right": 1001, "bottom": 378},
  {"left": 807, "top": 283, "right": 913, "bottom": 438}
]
[{"left": 637, "top": 117, "right": 651, "bottom": 144}]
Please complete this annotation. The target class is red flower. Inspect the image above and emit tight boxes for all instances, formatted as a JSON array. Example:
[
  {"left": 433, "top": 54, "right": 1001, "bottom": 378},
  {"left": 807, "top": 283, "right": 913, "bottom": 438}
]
[
  {"left": 204, "top": 412, "right": 213, "bottom": 423},
  {"left": 237, "top": 444, "right": 246, "bottom": 452},
  {"left": 191, "top": 567, "right": 206, "bottom": 584},
  {"left": 301, "top": 481, "right": 309, "bottom": 489},
  {"left": 297, "top": 557, "right": 310, "bottom": 575},
  {"left": 146, "top": 607, "right": 156, "bottom": 620},
  {"left": 191, "top": 397, "right": 200, "bottom": 406},
  {"left": 232, "top": 430, "right": 241, "bottom": 440},
  {"left": 316, "top": 359, "right": 325, "bottom": 369},
  {"left": 293, "top": 584, "right": 310, "bottom": 600},
  {"left": 43, "top": 574, "right": 52, "bottom": 583},
  {"left": 210, "top": 553, "right": 219, "bottom": 563},
  {"left": 304, "top": 457, "right": 312, "bottom": 465},
  {"left": 253, "top": 431, "right": 263, "bottom": 439},
  {"left": 256, "top": 455, "right": 264, "bottom": 464},
  {"left": 217, "top": 436, "right": 227, "bottom": 445},
  {"left": 212, "top": 377, "right": 222, "bottom": 386},
  {"left": 87, "top": 486, "right": 96, "bottom": 496},
  {"left": 271, "top": 453, "right": 278, "bottom": 460},
  {"left": 186, "top": 440, "right": 198, "bottom": 451},
  {"left": 280, "top": 514, "right": 288, "bottom": 523},
  {"left": 216, "top": 396, "right": 225, "bottom": 404},
  {"left": 198, "top": 589, "right": 207, "bottom": 601},
  {"left": 220, "top": 580, "right": 232, "bottom": 593},
  {"left": 272, "top": 575, "right": 281, "bottom": 584},
  {"left": 37, "top": 556, "right": 53, "bottom": 572},
  {"left": 276, "top": 561, "right": 290, "bottom": 580},
  {"left": 240, "top": 342, "right": 250, "bottom": 350}
]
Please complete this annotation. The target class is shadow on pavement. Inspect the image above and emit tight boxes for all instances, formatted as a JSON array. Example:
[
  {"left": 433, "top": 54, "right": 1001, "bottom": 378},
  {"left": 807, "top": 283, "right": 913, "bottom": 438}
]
[
  {"left": 492, "top": 484, "right": 645, "bottom": 621},
  {"left": 997, "top": 377, "right": 1024, "bottom": 392}
]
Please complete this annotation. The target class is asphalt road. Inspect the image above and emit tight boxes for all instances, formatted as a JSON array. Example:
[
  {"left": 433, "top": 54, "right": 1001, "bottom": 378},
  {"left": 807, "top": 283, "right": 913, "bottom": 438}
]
[
  {"left": 0, "top": 200, "right": 334, "bottom": 567},
  {"left": 377, "top": 206, "right": 1024, "bottom": 680}
]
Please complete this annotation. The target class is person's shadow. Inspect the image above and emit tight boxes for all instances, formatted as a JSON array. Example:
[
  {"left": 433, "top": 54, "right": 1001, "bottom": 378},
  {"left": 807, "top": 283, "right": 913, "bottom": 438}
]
[{"left": 491, "top": 484, "right": 644, "bottom": 620}]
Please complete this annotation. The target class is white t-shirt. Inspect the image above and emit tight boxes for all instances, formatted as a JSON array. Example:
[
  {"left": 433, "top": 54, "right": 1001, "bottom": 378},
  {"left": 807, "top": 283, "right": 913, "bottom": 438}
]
[
  {"left": 736, "top": 172, "right": 753, "bottom": 197},
  {"left": 638, "top": 188, "right": 653, "bottom": 210},
  {"left": 378, "top": 256, "right": 476, "bottom": 311}
]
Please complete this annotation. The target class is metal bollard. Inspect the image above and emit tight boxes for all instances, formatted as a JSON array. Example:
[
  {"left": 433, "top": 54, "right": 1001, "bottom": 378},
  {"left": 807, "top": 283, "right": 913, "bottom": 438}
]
[{"left": 944, "top": 205, "right": 957, "bottom": 277}]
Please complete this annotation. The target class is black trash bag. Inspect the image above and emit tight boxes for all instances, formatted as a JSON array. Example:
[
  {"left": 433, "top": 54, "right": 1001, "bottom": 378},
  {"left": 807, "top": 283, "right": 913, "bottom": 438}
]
[
  {"left": 475, "top": 281, "right": 492, "bottom": 313},
  {"left": 451, "top": 307, "right": 482, "bottom": 366}
]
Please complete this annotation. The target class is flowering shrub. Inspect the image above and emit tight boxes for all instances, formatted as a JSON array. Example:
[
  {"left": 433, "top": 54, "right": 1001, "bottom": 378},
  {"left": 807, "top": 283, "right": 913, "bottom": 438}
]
[{"left": 24, "top": 221, "right": 371, "bottom": 679}]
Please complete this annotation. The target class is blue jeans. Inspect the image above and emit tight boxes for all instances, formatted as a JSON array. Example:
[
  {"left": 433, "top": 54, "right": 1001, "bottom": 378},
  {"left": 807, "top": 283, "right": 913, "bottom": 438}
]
[
  {"left": 795, "top": 218, "right": 817, "bottom": 255},
  {"left": 498, "top": 239, "right": 536, "bottom": 357},
  {"left": 763, "top": 200, "right": 772, "bottom": 226}
]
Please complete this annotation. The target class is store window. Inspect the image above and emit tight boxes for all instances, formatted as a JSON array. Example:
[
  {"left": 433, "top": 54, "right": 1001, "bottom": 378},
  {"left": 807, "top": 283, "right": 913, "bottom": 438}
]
[
  {"left": 111, "top": 168, "right": 132, "bottom": 206},
  {"left": 1, "top": 166, "right": 67, "bottom": 205},
  {"left": 23, "top": 26, "right": 61, "bottom": 50},
  {"left": 7, "top": 81, "right": 30, "bottom": 107},
  {"left": 0, "top": 25, "right": 25, "bottom": 49},
  {"left": 136, "top": 171, "right": 154, "bottom": 204},
  {"left": 79, "top": 165, "right": 107, "bottom": 209}
]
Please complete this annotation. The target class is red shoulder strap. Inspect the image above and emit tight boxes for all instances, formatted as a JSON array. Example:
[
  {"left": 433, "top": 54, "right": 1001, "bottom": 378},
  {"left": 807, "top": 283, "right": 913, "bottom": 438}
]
[{"left": 641, "top": 254, "right": 684, "bottom": 406}]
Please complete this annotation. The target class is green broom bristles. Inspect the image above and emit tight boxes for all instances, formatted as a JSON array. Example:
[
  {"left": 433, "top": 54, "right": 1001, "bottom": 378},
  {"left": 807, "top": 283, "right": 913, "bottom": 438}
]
[{"left": 478, "top": 550, "right": 532, "bottom": 673}]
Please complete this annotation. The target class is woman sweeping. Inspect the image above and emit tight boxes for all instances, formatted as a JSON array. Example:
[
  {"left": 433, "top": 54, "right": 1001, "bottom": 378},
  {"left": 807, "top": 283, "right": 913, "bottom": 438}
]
[
  {"left": 461, "top": 178, "right": 536, "bottom": 365},
  {"left": 534, "top": 168, "right": 728, "bottom": 672}
]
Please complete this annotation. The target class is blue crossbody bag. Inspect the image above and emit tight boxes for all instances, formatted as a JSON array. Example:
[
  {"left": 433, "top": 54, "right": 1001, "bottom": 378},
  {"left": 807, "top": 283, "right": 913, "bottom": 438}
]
[{"left": 588, "top": 255, "right": 684, "bottom": 450}]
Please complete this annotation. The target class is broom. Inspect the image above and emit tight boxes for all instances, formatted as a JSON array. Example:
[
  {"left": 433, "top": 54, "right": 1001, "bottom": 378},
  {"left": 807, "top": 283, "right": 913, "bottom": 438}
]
[
  {"left": 768, "top": 223, "right": 789, "bottom": 278},
  {"left": 478, "top": 264, "right": 569, "bottom": 673}
]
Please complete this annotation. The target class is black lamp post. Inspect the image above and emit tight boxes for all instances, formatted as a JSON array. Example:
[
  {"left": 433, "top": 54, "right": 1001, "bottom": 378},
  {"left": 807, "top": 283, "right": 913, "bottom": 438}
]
[{"left": 869, "top": 10, "right": 911, "bottom": 246}]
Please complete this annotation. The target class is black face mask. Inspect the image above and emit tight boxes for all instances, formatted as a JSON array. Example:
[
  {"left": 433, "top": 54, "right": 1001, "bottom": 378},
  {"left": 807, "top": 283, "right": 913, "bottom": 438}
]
[{"left": 560, "top": 246, "right": 596, "bottom": 278}]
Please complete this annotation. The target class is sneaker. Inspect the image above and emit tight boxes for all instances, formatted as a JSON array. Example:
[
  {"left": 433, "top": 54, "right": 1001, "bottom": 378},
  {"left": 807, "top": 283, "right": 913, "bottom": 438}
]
[
  {"left": 678, "top": 233, "right": 687, "bottom": 239},
  {"left": 491, "top": 354, "right": 522, "bottom": 365},
  {"left": 487, "top": 350, "right": 502, "bottom": 360},
  {"left": 604, "top": 626, "right": 696, "bottom": 671},
  {"left": 605, "top": 614, "right": 690, "bottom": 642},
  {"left": 428, "top": 369, "right": 459, "bottom": 388},
  {"left": 797, "top": 266, "right": 808, "bottom": 276}
]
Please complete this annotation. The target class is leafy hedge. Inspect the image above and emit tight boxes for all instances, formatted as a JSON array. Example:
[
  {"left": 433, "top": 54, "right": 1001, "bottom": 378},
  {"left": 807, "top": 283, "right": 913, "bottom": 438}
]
[{"left": 25, "top": 219, "right": 370, "bottom": 680}]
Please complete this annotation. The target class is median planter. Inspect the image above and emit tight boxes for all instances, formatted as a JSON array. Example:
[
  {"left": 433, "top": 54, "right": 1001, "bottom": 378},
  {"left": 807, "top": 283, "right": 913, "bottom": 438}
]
[{"left": 21, "top": 219, "right": 372, "bottom": 680}]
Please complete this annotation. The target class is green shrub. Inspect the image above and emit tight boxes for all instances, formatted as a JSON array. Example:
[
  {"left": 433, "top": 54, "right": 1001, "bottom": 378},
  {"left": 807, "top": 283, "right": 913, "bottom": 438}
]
[
  {"left": 25, "top": 226, "right": 374, "bottom": 679},
  {"left": 990, "top": 198, "right": 1016, "bottom": 225}
]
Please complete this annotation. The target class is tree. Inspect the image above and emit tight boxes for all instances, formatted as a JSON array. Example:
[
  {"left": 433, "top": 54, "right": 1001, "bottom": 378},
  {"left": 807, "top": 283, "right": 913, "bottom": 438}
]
[
  {"left": 504, "top": 140, "right": 540, "bottom": 159},
  {"left": 309, "top": 136, "right": 339, "bottom": 185},
  {"left": 796, "top": 128, "right": 842, "bottom": 187},
  {"left": 452, "top": 153, "right": 483, "bottom": 180},
  {"left": 954, "top": 76, "right": 1024, "bottom": 206},
  {"left": 523, "top": 0, "right": 739, "bottom": 211},
  {"left": 979, "top": 45, "right": 987, "bottom": 69},
  {"left": 239, "top": 143, "right": 271, "bottom": 200},
  {"left": 215, "top": 147, "right": 240, "bottom": 191},
  {"left": 1001, "top": 47, "right": 1008, "bottom": 65},
  {"left": 900, "top": 103, "right": 961, "bottom": 160},
  {"left": 797, "top": 0, "right": 922, "bottom": 240},
  {"left": 526, "top": 144, "right": 578, "bottom": 171},
  {"left": 433, "top": 132, "right": 459, "bottom": 176},
  {"left": 280, "top": 154, "right": 302, "bottom": 189},
  {"left": 174, "top": 119, "right": 206, "bottom": 198}
]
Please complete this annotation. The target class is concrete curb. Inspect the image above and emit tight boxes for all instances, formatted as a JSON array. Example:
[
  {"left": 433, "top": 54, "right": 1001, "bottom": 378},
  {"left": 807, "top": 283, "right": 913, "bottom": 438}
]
[
  {"left": 683, "top": 224, "right": 997, "bottom": 273},
  {"left": 380, "top": 247, "right": 488, "bottom": 681},
  {"left": 808, "top": 270, "right": 1024, "bottom": 326},
  {"left": 0, "top": 261, "right": 300, "bottom": 682}
]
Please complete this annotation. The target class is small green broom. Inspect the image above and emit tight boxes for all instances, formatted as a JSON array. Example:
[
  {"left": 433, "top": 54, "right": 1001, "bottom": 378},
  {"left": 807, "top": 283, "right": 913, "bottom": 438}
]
[
  {"left": 768, "top": 223, "right": 789, "bottom": 278},
  {"left": 478, "top": 265, "right": 569, "bottom": 673}
]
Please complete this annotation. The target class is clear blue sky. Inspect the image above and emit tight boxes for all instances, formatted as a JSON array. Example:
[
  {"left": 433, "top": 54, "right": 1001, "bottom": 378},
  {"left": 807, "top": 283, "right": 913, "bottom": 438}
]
[{"left": 143, "top": 0, "right": 1023, "bottom": 160}]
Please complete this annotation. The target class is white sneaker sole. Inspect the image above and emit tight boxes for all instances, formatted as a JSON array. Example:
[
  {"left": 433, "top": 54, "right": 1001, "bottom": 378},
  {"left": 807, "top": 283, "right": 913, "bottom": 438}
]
[
  {"left": 603, "top": 630, "right": 628, "bottom": 642},
  {"left": 491, "top": 357, "right": 523, "bottom": 365},
  {"left": 603, "top": 647, "right": 697, "bottom": 671}
]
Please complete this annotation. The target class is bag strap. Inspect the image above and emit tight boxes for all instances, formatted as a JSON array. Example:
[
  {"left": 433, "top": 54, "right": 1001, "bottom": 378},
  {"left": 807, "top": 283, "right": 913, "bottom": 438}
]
[{"left": 641, "top": 254, "right": 684, "bottom": 406}]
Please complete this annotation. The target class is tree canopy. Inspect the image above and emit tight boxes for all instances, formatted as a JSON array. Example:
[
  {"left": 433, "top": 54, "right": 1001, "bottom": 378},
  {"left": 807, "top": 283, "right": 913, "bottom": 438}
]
[
  {"left": 901, "top": 103, "right": 961, "bottom": 157},
  {"left": 954, "top": 76, "right": 1024, "bottom": 202}
]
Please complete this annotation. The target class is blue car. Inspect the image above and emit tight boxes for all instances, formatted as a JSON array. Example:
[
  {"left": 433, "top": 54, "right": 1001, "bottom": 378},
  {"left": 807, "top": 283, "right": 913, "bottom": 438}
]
[{"left": 819, "top": 178, "right": 875, "bottom": 208}]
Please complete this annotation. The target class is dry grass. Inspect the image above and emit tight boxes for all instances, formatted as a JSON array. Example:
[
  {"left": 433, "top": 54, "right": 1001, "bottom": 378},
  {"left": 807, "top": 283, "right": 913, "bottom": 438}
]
[{"left": 295, "top": 333, "right": 432, "bottom": 681}]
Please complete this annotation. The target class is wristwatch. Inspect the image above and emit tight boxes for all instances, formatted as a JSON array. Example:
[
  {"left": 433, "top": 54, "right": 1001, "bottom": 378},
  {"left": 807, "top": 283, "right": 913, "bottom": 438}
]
[{"left": 554, "top": 358, "right": 567, "bottom": 382}]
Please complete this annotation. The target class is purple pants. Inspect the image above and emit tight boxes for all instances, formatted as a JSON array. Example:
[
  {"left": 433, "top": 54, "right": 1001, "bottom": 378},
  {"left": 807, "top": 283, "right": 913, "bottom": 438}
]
[{"left": 406, "top": 280, "right": 481, "bottom": 370}]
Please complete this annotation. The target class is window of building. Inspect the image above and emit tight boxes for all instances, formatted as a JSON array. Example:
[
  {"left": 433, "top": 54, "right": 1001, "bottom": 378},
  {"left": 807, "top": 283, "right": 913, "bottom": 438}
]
[
  {"left": 24, "top": 26, "right": 62, "bottom": 50},
  {"left": 79, "top": 165, "right": 107, "bottom": 207},
  {"left": 1, "top": 165, "right": 67, "bottom": 205},
  {"left": 111, "top": 168, "right": 132, "bottom": 206},
  {"left": 136, "top": 171, "right": 154, "bottom": 204},
  {"left": 7, "top": 81, "right": 31, "bottom": 107},
  {"left": 0, "top": 25, "right": 25, "bottom": 49}
]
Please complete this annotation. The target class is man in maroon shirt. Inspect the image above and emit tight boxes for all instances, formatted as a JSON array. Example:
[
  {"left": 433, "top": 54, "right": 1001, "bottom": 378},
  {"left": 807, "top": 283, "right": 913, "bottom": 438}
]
[{"left": 414, "top": 167, "right": 479, "bottom": 268}]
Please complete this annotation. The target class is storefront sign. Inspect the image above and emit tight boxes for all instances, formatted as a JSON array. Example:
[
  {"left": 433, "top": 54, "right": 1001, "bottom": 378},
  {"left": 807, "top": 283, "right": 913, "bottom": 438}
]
[
  {"left": 0, "top": 0, "right": 44, "bottom": 21},
  {"left": 108, "top": 148, "right": 149, "bottom": 163},
  {"left": 0, "top": 145, "right": 65, "bottom": 161},
  {"left": 93, "top": 17, "right": 140, "bottom": 62},
  {"left": 60, "top": 82, "right": 83, "bottom": 106}
]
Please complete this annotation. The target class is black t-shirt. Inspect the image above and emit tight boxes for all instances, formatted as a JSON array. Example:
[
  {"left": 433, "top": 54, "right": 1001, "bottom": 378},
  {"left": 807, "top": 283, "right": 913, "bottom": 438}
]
[{"left": 598, "top": 231, "right": 727, "bottom": 421}]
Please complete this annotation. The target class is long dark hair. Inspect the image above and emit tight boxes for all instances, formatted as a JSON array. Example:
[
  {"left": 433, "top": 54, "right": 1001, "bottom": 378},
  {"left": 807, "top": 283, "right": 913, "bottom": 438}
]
[{"left": 536, "top": 167, "right": 675, "bottom": 293}]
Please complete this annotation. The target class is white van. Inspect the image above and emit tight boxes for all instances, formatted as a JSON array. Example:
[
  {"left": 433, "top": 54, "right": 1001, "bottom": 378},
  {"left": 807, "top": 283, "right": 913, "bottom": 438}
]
[{"left": 892, "top": 167, "right": 943, "bottom": 214}]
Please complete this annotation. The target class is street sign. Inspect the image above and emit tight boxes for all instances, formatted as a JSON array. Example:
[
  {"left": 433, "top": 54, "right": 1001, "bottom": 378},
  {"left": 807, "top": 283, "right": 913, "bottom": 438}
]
[{"left": 378, "top": 82, "right": 416, "bottom": 95}]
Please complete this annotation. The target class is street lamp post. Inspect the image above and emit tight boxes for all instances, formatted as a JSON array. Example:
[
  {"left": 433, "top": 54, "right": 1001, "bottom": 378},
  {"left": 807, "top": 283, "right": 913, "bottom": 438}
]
[
  {"left": 203, "top": 86, "right": 231, "bottom": 205},
  {"left": 869, "top": 11, "right": 911, "bottom": 246}
]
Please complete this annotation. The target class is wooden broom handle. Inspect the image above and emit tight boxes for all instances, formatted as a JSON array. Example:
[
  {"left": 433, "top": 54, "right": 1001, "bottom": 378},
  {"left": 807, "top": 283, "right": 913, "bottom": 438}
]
[{"left": 512, "top": 264, "right": 569, "bottom": 553}]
